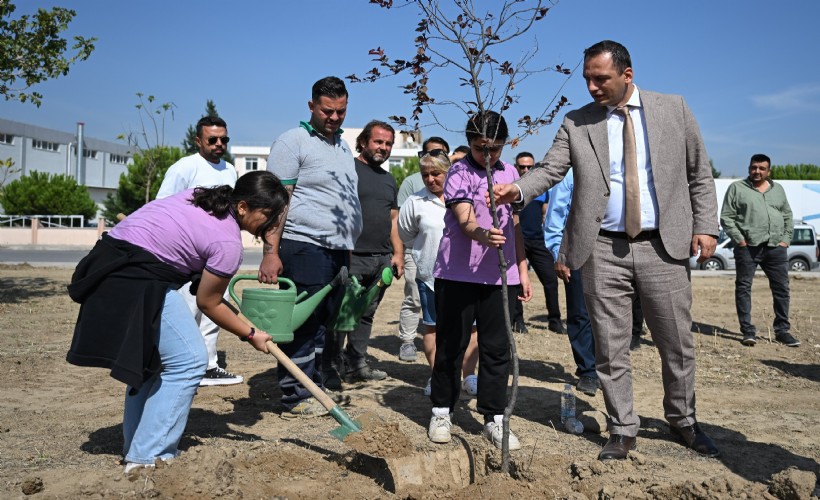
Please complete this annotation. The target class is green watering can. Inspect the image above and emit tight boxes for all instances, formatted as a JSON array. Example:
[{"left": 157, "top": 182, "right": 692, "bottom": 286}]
[
  {"left": 332, "top": 266, "right": 394, "bottom": 332},
  {"left": 228, "top": 267, "right": 348, "bottom": 343}
]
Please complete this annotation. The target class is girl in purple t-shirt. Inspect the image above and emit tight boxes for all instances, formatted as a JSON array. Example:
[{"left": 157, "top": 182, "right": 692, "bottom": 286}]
[
  {"left": 428, "top": 112, "right": 533, "bottom": 450},
  {"left": 68, "top": 171, "right": 288, "bottom": 473}
]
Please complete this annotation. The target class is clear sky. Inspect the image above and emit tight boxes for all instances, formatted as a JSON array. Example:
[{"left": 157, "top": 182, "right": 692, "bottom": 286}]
[{"left": 2, "top": 0, "right": 818, "bottom": 178}]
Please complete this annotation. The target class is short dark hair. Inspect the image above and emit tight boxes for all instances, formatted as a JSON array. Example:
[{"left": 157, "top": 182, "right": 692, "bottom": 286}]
[
  {"left": 356, "top": 120, "right": 395, "bottom": 153},
  {"left": 749, "top": 153, "right": 771, "bottom": 167},
  {"left": 515, "top": 151, "right": 534, "bottom": 163},
  {"left": 584, "top": 40, "right": 632, "bottom": 75},
  {"left": 465, "top": 111, "right": 509, "bottom": 143},
  {"left": 423, "top": 136, "right": 450, "bottom": 153},
  {"left": 312, "top": 76, "right": 348, "bottom": 101},
  {"left": 196, "top": 115, "right": 227, "bottom": 137},
  {"left": 453, "top": 145, "right": 470, "bottom": 155}
]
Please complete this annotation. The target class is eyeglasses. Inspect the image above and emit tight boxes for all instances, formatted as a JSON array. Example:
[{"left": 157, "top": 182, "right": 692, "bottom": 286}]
[
  {"left": 418, "top": 148, "right": 447, "bottom": 158},
  {"left": 206, "top": 136, "right": 230, "bottom": 145}
]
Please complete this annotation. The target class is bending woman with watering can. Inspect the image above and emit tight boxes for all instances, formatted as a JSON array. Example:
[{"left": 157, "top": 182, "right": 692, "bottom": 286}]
[{"left": 66, "top": 170, "right": 289, "bottom": 473}]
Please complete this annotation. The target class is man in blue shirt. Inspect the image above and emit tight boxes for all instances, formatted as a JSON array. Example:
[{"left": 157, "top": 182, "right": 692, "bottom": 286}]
[
  {"left": 511, "top": 152, "right": 563, "bottom": 334},
  {"left": 543, "top": 170, "right": 599, "bottom": 395}
]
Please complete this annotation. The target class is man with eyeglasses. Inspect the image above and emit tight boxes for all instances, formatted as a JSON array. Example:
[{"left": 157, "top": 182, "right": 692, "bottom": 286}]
[
  {"left": 156, "top": 115, "right": 242, "bottom": 386},
  {"left": 511, "top": 151, "right": 563, "bottom": 335},
  {"left": 396, "top": 136, "right": 451, "bottom": 362}
]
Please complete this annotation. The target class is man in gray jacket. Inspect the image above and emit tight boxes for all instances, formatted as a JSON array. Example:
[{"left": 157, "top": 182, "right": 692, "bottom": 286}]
[
  {"left": 721, "top": 153, "right": 797, "bottom": 347},
  {"left": 493, "top": 40, "right": 719, "bottom": 460}
]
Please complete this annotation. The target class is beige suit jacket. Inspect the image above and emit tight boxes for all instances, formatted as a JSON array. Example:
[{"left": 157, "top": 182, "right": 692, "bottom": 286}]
[{"left": 516, "top": 89, "right": 718, "bottom": 269}]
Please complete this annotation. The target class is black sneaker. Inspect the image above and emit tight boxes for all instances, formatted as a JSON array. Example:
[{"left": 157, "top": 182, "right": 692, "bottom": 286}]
[
  {"left": 512, "top": 321, "right": 529, "bottom": 333},
  {"left": 775, "top": 332, "right": 801, "bottom": 347},
  {"left": 345, "top": 365, "right": 388, "bottom": 383},
  {"left": 741, "top": 333, "right": 757, "bottom": 346},
  {"left": 548, "top": 321, "right": 566, "bottom": 334},
  {"left": 200, "top": 367, "right": 243, "bottom": 386},
  {"left": 322, "top": 369, "right": 343, "bottom": 391},
  {"left": 576, "top": 376, "right": 601, "bottom": 396}
]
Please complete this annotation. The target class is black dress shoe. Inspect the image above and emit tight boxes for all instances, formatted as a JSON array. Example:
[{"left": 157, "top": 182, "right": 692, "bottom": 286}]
[
  {"left": 548, "top": 321, "right": 566, "bottom": 334},
  {"left": 512, "top": 321, "right": 529, "bottom": 333},
  {"left": 598, "top": 434, "right": 637, "bottom": 460},
  {"left": 629, "top": 335, "right": 642, "bottom": 351},
  {"left": 670, "top": 423, "right": 720, "bottom": 457}
]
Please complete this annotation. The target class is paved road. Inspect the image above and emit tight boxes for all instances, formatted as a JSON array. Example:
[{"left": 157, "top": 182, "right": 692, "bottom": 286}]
[
  {"left": 2, "top": 247, "right": 817, "bottom": 278},
  {"left": 0, "top": 247, "right": 264, "bottom": 269}
]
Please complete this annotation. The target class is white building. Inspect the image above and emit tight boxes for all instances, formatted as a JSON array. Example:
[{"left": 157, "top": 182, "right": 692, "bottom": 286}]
[
  {"left": 0, "top": 118, "right": 133, "bottom": 209},
  {"left": 231, "top": 127, "right": 422, "bottom": 176}
]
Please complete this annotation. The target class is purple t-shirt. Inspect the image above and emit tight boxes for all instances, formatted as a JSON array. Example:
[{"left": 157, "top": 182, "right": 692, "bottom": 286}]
[
  {"left": 109, "top": 189, "right": 243, "bottom": 277},
  {"left": 433, "top": 155, "right": 520, "bottom": 285}
]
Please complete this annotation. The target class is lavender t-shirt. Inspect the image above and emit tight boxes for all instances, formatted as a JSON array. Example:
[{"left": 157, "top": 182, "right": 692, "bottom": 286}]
[
  {"left": 433, "top": 155, "right": 520, "bottom": 285},
  {"left": 109, "top": 189, "right": 243, "bottom": 277}
]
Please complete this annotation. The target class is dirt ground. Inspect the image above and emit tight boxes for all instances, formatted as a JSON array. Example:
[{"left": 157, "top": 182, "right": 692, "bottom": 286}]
[{"left": 1, "top": 263, "right": 818, "bottom": 499}]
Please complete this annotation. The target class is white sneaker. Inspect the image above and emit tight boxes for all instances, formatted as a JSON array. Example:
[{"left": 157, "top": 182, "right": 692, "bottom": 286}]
[
  {"left": 461, "top": 374, "right": 478, "bottom": 396},
  {"left": 423, "top": 377, "right": 432, "bottom": 396},
  {"left": 123, "top": 462, "right": 155, "bottom": 474},
  {"left": 428, "top": 413, "right": 452, "bottom": 443},
  {"left": 483, "top": 418, "right": 521, "bottom": 451}
]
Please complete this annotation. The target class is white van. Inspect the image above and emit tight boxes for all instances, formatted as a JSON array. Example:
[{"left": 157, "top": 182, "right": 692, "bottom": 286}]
[{"left": 690, "top": 222, "right": 819, "bottom": 272}]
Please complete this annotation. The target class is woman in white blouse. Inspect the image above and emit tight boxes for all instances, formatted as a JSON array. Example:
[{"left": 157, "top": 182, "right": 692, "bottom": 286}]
[{"left": 398, "top": 151, "right": 479, "bottom": 397}]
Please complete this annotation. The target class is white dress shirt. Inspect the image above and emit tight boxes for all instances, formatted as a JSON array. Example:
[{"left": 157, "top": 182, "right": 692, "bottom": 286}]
[{"left": 601, "top": 86, "right": 660, "bottom": 232}]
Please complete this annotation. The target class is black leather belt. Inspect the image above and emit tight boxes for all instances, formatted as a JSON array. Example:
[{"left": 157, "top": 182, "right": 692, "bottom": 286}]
[{"left": 599, "top": 229, "right": 659, "bottom": 241}]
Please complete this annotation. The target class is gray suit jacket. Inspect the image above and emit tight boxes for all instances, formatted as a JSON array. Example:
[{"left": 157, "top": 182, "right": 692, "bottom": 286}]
[{"left": 516, "top": 89, "right": 718, "bottom": 269}]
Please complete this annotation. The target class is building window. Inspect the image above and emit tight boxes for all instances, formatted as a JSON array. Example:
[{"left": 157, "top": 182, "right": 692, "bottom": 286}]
[
  {"left": 0, "top": 133, "right": 13, "bottom": 145},
  {"left": 388, "top": 158, "right": 403, "bottom": 169},
  {"left": 110, "top": 154, "right": 129, "bottom": 164},
  {"left": 32, "top": 139, "right": 60, "bottom": 152},
  {"left": 82, "top": 149, "right": 98, "bottom": 159},
  {"left": 245, "top": 157, "right": 259, "bottom": 171}
]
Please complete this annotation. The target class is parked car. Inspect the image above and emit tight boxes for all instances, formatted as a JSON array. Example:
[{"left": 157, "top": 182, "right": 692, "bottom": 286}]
[{"left": 689, "top": 223, "right": 819, "bottom": 272}]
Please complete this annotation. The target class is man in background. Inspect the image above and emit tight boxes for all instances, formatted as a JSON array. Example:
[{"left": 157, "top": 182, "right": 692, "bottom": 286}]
[
  {"left": 721, "top": 153, "right": 798, "bottom": 347},
  {"left": 156, "top": 115, "right": 240, "bottom": 386}
]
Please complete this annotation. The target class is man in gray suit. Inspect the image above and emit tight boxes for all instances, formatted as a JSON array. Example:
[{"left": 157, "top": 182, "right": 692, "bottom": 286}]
[{"left": 494, "top": 40, "right": 720, "bottom": 460}]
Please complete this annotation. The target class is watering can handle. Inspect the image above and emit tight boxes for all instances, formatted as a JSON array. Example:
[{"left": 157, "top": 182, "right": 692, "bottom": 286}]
[{"left": 227, "top": 274, "right": 296, "bottom": 306}]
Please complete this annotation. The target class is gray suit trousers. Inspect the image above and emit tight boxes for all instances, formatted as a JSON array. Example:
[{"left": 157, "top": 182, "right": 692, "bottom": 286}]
[{"left": 581, "top": 233, "right": 697, "bottom": 436}]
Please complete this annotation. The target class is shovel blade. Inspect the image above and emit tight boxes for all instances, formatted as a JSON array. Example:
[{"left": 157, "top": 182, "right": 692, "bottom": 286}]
[{"left": 328, "top": 405, "right": 362, "bottom": 441}]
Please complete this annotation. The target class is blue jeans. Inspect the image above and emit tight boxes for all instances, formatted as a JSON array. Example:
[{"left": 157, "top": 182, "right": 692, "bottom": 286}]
[
  {"left": 123, "top": 289, "right": 208, "bottom": 464},
  {"left": 416, "top": 279, "right": 436, "bottom": 325},
  {"left": 734, "top": 244, "right": 791, "bottom": 335},
  {"left": 565, "top": 267, "right": 597, "bottom": 379}
]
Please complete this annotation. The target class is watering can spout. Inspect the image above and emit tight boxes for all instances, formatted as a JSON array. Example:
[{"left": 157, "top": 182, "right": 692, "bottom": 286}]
[{"left": 291, "top": 267, "right": 349, "bottom": 331}]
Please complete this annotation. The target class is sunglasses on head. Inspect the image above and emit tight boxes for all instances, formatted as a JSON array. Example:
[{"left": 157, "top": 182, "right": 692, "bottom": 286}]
[
  {"left": 206, "top": 136, "right": 230, "bottom": 145},
  {"left": 418, "top": 148, "right": 447, "bottom": 159}
]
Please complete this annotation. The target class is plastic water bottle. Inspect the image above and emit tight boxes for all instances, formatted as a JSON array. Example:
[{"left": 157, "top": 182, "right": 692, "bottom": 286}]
[
  {"left": 561, "top": 384, "right": 584, "bottom": 434},
  {"left": 560, "top": 383, "right": 576, "bottom": 424}
]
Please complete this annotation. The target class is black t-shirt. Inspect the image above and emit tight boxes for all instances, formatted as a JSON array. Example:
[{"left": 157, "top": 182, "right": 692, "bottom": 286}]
[{"left": 354, "top": 158, "right": 398, "bottom": 253}]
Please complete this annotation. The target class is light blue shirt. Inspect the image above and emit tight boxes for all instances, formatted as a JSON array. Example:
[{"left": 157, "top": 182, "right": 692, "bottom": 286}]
[
  {"left": 544, "top": 170, "right": 574, "bottom": 262},
  {"left": 602, "top": 86, "right": 659, "bottom": 231}
]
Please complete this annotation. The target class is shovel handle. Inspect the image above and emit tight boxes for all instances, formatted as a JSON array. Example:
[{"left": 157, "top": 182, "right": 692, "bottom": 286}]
[{"left": 265, "top": 340, "right": 336, "bottom": 411}]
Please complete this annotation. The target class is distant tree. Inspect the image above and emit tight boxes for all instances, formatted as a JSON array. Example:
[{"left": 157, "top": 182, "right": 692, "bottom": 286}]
[
  {"left": 0, "top": 2, "right": 96, "bottom": 106},
  {"left": 390, "top": 156, "right": 419, "bottom": 188},
  {"left": 118, "top": 92, "right": 176, "bottom": 206},
  {"left": 101, "top": 146, "right": 184, "bottom": 224},
  {"left": 0, "top": 171, "right": 97, "bottom": 220},
  {"left": 770, "top": 164, "right": 820, "bottom": 180},
  {"left": 182, "top": 99, "right": 234, "bottom": 163},
  {"left": 710, "top": 159, "right": 720, "bottom": 179},
  {"left": 0, "top": 157, "right": 22, "bottom": 193}
]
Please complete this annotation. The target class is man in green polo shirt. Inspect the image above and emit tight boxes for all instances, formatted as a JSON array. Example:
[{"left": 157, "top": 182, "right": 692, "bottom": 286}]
[{"left": 720, "top": 153, "right": 798, "bottom": 347}]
